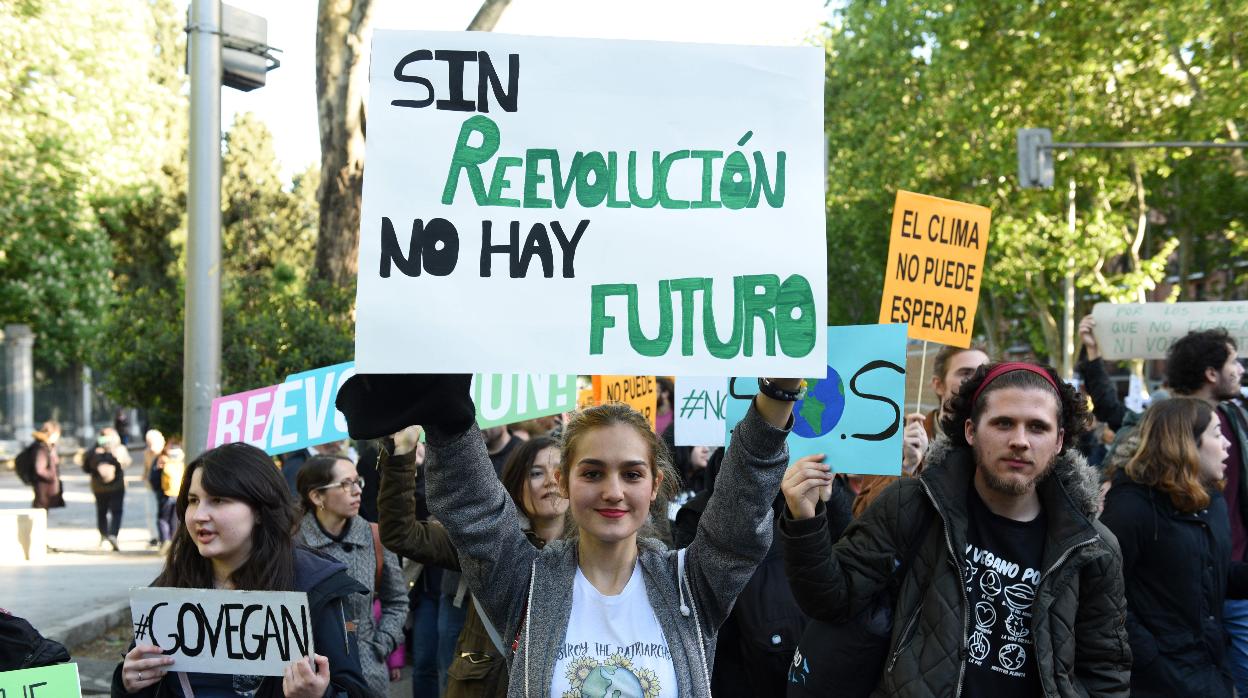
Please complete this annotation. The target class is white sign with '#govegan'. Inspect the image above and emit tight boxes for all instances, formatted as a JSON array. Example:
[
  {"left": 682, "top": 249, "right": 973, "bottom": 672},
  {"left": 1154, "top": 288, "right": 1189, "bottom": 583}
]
[{"left": 129, "top": 588, "right": 313, "bottom": 677}]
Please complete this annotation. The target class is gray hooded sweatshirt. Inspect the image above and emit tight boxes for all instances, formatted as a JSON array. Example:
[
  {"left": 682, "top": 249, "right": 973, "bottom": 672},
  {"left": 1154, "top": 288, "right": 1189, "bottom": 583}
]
[{"left": 424, "top": 403, "right": 790, "bottom": 698}]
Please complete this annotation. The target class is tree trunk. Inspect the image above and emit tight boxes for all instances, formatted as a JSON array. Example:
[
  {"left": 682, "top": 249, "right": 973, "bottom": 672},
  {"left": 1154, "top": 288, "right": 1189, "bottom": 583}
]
[
  {"left": 1023, "top": 273, "right": 1061, "bottom": 364},
  {"left": 467, "top": 0, "right": 512, "bottom": 31},
  {"left": 979, "top": 288, "right": 1003, "bottom": 359},
  {"left": 314, "top": 0, "right": 374, "bottom": 288},
  {"left": 313, "top": 0, "right": 513, "bottom": 289}
]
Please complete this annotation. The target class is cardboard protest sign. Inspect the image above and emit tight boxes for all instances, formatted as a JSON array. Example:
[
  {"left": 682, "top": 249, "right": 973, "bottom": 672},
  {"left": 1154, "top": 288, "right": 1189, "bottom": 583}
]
[
  {"left": 724, "top": 324, "right": 908, "bottom": 475},
  {"left": 674, "top": 377, "right": 729, "bottom": 447},
  {"left": 592, "top": 376, "right": 659, "bottom": 428},
  {"left": 1091, "top": 301, "right": 1248, "bottom": 360},
  {"left": 208, "top": 362, "right": 577, "bottom": 452},
  {"left": 354, "top": 31, "right": 827, "bottom": 376},
  {"left": 0, "top": 662, "right": 80, "bottom": 698},
  {"left": 879, "top": 191, "right": 991, "bottom": 347},
  {"left": 129, "top": 588, "right": 312, "bottom": 677}
]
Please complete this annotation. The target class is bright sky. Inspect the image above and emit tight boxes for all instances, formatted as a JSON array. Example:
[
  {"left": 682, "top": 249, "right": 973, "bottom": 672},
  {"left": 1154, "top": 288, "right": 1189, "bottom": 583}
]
[{"left": 203, "top": 0, "right": 830, "bottom": 178}]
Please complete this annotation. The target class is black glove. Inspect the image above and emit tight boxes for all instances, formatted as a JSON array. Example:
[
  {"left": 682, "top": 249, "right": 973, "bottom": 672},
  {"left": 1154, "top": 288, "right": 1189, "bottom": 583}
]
[{"left": 335, "top": 373, "right": 475, "bottom": 440}]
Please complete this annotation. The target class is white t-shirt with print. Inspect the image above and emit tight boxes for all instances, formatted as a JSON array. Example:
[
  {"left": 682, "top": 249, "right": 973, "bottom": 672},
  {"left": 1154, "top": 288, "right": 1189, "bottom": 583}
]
[{"left": 550, "top": 562, "right": 679, "bottom": 698}]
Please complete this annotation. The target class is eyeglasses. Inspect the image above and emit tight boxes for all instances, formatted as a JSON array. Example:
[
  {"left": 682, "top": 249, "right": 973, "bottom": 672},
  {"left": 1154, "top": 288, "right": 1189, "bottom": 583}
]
[{"left": 315, "top": 478, "right": 365, "bottom": 493}]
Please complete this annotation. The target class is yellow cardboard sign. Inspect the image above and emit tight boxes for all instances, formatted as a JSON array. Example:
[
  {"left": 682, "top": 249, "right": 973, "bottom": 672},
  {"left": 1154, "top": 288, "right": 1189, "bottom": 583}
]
[
  {"left": 592, "top": 375, "right": 658, "bottom": 429},
  {"left": 878, "top": 191, "right": 991, "bottom": 347}
]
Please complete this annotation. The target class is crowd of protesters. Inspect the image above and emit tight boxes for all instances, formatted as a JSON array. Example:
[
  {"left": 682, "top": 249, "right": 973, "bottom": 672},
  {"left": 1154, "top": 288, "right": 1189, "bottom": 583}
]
[{"left": 6, "top": 324, "right": 1245, "bottom": 697}]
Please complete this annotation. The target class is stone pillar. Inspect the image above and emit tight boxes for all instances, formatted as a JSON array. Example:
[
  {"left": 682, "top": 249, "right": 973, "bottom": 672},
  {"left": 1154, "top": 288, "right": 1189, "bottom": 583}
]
[
  {"left": 80, "top": 365, "right": 94, "bottom": 442},
  {"left": 5, "top": 324, "right": 34, "bottom": 440},
  {"left": 128, "top": 407, "right": 142, "bottom": 443}
]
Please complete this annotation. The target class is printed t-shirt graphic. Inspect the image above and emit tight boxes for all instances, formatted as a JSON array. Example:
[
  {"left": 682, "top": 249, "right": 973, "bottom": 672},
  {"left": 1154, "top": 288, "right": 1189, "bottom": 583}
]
[
  {"left": 551, "top": 563, "right": 678, "bottom": 697},
  {"left": 172, "top": 672, "right": 261, "bottom": 696},
  {"left": 961, "top": 486, "right": 1045, "bottom": 697}
]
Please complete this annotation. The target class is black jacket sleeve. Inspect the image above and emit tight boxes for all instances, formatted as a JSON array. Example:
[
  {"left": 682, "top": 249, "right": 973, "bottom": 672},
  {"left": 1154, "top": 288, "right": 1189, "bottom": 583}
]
[
  {"left": 1095, "top": 488, "right": 1154, "bottom": 670},
  {"left": 1078, "top": 357, "right": 1127, "bottom": 431}
]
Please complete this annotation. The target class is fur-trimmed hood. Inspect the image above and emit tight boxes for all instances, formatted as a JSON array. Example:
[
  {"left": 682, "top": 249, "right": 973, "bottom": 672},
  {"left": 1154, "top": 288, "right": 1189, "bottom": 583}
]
[{"left": 924, "top": 435, "right": 1104, "bottom": 519}]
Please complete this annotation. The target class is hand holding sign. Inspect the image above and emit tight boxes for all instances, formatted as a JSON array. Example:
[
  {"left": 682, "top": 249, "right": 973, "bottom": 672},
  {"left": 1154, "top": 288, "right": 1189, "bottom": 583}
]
[
  {"left": 283, "top": 654, "right": 331, "bottom": 698},
  {"left": 122, "top": 643, "right": 174, "bottom": 693},
  {"left": 782, "top": 453, "right": 833, "bottom": 520},
  {"left": 901, "top": 413, "right": 929, "bottom": 475},
  {"left": 1078, "top": 314, "right": 1100, "bottom": 361}
]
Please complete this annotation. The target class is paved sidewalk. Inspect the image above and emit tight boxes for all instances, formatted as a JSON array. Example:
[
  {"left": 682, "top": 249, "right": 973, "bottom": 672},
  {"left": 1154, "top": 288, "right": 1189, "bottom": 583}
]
[
  {"left": 0, "top": 450, "right": 165, "bottom": 647},
  {"left": 1, "top": 456, "right": 417, "bottom": 696}
]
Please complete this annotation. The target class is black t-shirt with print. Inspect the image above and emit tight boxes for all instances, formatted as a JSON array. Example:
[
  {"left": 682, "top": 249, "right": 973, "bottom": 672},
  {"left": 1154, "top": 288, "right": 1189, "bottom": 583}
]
[{"left": 962, "top": 485, "right": 1046, "bottom": 698}]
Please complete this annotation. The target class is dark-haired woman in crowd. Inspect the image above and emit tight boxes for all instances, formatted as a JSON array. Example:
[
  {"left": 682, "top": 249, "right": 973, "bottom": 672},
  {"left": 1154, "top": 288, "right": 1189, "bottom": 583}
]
[
  {"left": 112, "top": 442, "right": 367, "bottom": 698},
  {"left": 378, "top": 429, "right": 568, "bottom": 696},
  {"left": 1101, "top": 397, "right": 1248, "bottom": 697},
  {"left": 296, "top": 454, "right": 408, "bottom": 698}
]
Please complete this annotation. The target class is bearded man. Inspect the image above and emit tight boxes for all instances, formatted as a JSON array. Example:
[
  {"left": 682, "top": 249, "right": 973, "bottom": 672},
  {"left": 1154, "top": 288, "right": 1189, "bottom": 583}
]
[{"left": 780, "top": 362, "right": 1130, "bottom": 697}]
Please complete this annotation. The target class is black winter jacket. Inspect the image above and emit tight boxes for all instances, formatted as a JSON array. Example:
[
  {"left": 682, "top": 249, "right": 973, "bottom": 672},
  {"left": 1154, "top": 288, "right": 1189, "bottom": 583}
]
[
  {"left": 111, "top": 548, "right": 369, "bottom": 697},
  {"left": 672, "top": 478, "right": 854, "bottom": 698},
  {"left": 781, "top": 439, "right": 1132, "bottom": 697},
  {"left": 1099, "top": 471, "right": 1248, "bottom": 697}
]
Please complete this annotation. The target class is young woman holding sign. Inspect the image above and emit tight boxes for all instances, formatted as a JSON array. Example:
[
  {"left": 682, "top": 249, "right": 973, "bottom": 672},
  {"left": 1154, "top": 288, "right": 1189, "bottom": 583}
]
[
  {"left": 336, "top": 373, "right": 798, "bottom": 698},
  {"left": 112, "top": 442, "right": 369, "bottom": 698}
]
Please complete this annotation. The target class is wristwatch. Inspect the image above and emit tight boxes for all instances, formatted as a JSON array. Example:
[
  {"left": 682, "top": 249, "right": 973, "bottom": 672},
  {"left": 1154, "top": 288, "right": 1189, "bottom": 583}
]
[{"left": 757, "top": 378, "right": 807, "bottom": 402}]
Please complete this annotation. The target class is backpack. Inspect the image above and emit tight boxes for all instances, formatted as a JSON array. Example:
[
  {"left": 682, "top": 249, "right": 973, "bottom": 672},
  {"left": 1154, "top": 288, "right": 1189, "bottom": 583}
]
[
  {"left": 0, "top": 608, "right": 71, "bottom": 671},
  {"left": 85, "top": 448, "right": 120, "bottom": 485},
  {"left": 13, "top": 444, "right": 39, "bottom": 486}
]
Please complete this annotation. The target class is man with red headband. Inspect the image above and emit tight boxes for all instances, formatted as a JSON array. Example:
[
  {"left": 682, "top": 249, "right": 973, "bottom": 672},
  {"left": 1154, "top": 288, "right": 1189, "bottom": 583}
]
[{"left": 781, "top": 362, "right": 1130, "bottom": 697}]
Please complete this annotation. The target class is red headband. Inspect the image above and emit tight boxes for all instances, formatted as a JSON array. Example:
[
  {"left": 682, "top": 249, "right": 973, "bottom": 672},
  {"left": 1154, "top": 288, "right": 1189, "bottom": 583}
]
[{"left": 970, "top": 362, "right": 1060, "bottom": 406}]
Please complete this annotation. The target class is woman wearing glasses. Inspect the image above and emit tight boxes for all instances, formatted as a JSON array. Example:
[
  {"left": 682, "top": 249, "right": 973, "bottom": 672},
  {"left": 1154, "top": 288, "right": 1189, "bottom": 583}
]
[{"left": 297, "top": 455, "right": 409, "bottom": 698}]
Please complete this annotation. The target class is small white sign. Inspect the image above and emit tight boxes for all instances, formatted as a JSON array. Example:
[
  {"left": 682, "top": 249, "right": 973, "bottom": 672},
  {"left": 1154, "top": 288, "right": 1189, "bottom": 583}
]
[
  {"left": 673, "top": 377, "right": 729, "bottom": 447},
  {"left": 129, "top": 587, "right": 313, "bottom": 677}
]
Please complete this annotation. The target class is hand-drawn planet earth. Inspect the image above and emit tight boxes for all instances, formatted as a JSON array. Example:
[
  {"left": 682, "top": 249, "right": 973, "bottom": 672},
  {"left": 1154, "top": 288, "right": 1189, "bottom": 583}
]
[
  {"left": 792, "top": 369, "right": 847, "bottom": 439},
  {"left": 582, "top": 666, "right": 645, "bottom": 698},
  {"left": 998, "top": 643, "right": 1027, "bottom": 671}
]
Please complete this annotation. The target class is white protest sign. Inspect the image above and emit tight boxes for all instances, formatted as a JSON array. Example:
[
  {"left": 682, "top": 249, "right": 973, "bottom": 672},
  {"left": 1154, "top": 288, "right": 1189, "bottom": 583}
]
[
  {"left": 129, "top": 588, "right": 313, "bottom": 677},
  {"left": 1091, "top": 301, "right": 1248, "bottom": 360},
  {"left": 674, "top": 377, "right": 729, "bottom": 446},
  {"left": 355, "top": 31, "right": 827, "bottom": 376}
]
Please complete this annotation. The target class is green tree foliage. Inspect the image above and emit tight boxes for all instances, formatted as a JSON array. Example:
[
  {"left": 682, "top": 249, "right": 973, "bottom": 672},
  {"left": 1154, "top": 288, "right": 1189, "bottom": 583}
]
[
  {"left": 217, "top": 114, "right": 352, "bottom": 396},
  {"left": 94, "top": 113, "right": 351, "bottom": 433},
  {"left": 0, "top": 0, "right": 180, "bottom": 369},
  {"left": 823, "top": 0, "right": 1246, "bottom": 361},
  {"left": 5, "top": 2, "right": 353, "bottom": 433}
]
